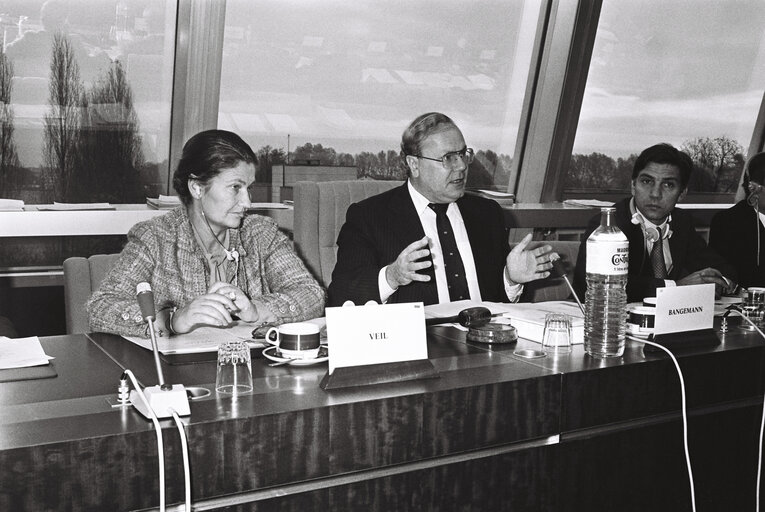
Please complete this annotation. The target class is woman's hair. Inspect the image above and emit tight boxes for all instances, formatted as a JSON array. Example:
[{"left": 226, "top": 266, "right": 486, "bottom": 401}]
[{"left": 172, "top": 130, "right": 257, "bottom": 205}]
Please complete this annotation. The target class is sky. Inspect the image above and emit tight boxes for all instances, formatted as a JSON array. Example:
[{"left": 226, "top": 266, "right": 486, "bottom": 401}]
[{"left": 3, "top": 0, "right": 765, "bottom": 168}]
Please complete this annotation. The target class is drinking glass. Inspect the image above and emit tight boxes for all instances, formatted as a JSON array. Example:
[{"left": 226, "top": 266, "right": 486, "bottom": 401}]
[
  {"left": 542, "top": 313, "right": 572, "bottom": 354},
  {"left": 215, "top": 340, "right": 253, "bottom": 395}
]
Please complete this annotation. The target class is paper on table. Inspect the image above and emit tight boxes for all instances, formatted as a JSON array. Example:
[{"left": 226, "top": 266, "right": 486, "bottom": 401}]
[
  {"left": 0, "top": 336, "right": 54, "bottom": 369},
  {"left": 123, "top": 321, "right": 266, "bottom": 354},
  {"left": 37, "top": 202, "right": 114, "bottom": 211},
  {"left": 492, "top": 301, "right": 585, "bottom": 344},
  {"left": 424, "top": 299, "right": 510, "bottom": 319},
  {"left": 246, "top": 203, "right": 292, "bottom": 210},
  {"left": 562, "top": 199, "right": 613, "bottom": 208}
]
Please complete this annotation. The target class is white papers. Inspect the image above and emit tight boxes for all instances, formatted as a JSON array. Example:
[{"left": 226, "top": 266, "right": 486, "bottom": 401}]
[
  {"left": 37, "top": 202, "right": 114, "bottom": 211},
  {"left": 246, "top": 203, "right": 292, "bottom": 210},
  {"left": 490, "top": 301, "right": 585, "bottom": 345},
  {"left": 424, "top": 299, "right": 509, "bottom": 319},
  {"left": 0, "top": 199, "right": 24, "bottom": 211},
  {"left": 0, "top": 337, "right": 54, "bottom": 369},
  {"left": 655, "top": 284, "right": 714, "bottom": 335},
  {"left": 562, "top": 199, "right": 613, "bottom": 208},
  {"left": 326, "top": 302, "right": 427, "bottom": 373},
  {"left": 146, "top": 195, "right": 181, "bottom": 209},
  {"left": 124, "top": 321, "right": 265, "bottom": 354}
]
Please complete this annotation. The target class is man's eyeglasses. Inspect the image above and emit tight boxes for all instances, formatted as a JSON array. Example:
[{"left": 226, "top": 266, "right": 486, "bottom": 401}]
[
  {"left": 413, "top": 147, "right": 474, "bottom": 168},
  {"left": 749, "top": 181, "right": 764, "bottom": 193}
]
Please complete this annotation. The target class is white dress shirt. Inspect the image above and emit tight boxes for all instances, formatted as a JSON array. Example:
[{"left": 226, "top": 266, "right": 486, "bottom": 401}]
[{"left": 377, "top": 181, "right": 522, "bottom": 303}]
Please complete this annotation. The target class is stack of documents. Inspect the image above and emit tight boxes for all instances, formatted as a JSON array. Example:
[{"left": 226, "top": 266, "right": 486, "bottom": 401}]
[
  {"left": 562, "top": 199, "right": 613, "bottom": 208},
  {"left": 0, "top": 336, "right": 54, "bottom": 369},
  {"left": 146, "top": 195, "right": 182, "bottom": 209},
  {"left": 465, "top": 189, "right": 515, "bottom": 206},
  {"left": 494, "top": 301, "right": 584, "bottom": 344}
]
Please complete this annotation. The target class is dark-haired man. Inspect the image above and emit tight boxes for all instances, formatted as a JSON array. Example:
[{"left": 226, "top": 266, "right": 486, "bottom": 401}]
[
  {"left": 327, "top": 112, "right": 556, "bottom": 307},
  {"left": 709, "top": 151, "right": 765, "bottom": 288},
  {"left": 573, "top": 143, "right": 736, "bottom": 302}
]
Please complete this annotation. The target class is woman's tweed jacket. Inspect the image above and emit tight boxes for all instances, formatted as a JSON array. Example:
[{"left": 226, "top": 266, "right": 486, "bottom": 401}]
[{"left": 87, "top": 206, "right": 325, "bottom": 337}]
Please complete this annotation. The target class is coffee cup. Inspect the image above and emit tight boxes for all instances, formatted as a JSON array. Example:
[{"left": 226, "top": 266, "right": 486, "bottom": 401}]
[{"left": 266, "top": 322, "right": 321, "bottom": 359}]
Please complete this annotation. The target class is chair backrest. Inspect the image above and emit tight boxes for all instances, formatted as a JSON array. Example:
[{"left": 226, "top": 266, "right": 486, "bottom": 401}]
[
  {"left": 63, "top": 254, "right": 120, "bottom": 334},
  {"left": 516, "top": 241, "right": 581, "bottom": 303},
  {"left": 293, "top": 180, "right": 404, "bottom": 287}
]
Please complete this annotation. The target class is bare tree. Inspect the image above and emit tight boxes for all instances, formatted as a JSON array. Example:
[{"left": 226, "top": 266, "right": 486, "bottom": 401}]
[
  {"left": 43, "top": 32, "right": 83, "bottom": 202},
  {"left": 682, "top": 136, "right": 744, "bottom": 192},
  {"left": 0, "top": 52, "right": 21, "bottom": 195},
  {"left": 75, "top": 60, "right": 143, "bottom": 203}
]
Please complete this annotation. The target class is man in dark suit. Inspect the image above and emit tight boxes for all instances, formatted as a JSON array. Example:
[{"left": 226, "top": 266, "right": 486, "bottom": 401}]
[
  {"left": 709, "top": 151, "right": 765, "bottom": 288},
  {"left": 574, "top": 143, "right": 736, "bottom": 303},
  {"left": 328, "top": 112, "right": 556, "bottom": 307}
]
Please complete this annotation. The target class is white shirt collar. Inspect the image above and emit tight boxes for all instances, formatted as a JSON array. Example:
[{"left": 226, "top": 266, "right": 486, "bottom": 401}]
[{"left": 407, "top": 180, "right": 455, "bottom": 216}]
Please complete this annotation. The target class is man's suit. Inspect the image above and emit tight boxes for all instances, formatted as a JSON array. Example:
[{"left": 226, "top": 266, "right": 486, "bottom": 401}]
[
  {"left": 709, "top": 200, "right": 765, "bottom": 288},
  {"left": 573, "top": 198, "right": 734, "bottom": 302},
  {"left": 328, "top": 183, "right": 510, "bottom": 306}
]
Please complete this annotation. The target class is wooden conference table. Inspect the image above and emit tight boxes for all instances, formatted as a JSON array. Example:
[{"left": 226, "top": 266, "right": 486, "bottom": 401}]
[{"left": 1, "top": 321, "right": 763, "bottom": 511}]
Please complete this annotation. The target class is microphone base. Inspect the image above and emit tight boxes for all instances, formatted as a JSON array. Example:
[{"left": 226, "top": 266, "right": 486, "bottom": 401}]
[{"left": 130, "top": 384, "right": 191, "bottom": 419}]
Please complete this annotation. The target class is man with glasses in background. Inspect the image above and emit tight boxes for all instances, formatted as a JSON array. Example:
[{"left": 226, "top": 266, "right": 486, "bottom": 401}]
[{"left": 327, "top": 112, "right": 556, "bottom": 306}]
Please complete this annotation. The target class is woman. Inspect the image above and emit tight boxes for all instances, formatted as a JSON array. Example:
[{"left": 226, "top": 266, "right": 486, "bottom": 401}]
[
  {"left": 709, "top": 151, "right": 765, "bottom": 288},
  {"left": 87, "top": 130, "right": 325, "bottom": 337}
]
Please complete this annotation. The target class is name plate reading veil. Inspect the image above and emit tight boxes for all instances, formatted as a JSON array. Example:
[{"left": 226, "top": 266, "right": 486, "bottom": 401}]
[
  {"left": 325, "top": 302, "right": 427, "bottom": 373},
  {"left": 654, "top": 284, "right": 714, "bottom": 335}
]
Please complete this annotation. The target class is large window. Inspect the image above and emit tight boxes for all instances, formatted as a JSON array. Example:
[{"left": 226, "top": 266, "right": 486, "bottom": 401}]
[
  {"left": 565, "top": 0, "right": 765, "bottom": 200},
  {"left": 0, "top": 0, "right": 175, "bottom": 204},
  {"left": 218, "top": 0, "right": 542, "bottom": 196}
]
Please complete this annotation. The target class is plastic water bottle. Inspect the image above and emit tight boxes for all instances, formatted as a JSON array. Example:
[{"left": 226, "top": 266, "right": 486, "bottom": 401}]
[{"left": 584, "top": 207, "right": 629, "bottom": 358}]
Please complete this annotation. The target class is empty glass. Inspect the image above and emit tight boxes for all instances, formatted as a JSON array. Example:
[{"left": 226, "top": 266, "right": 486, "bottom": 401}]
[
  {"left": 216, "top": 340, "right": 253, "bottom": 395},
  {"left": 542, "top": 313, "right": 572, "bottom": 354},
  {"left": 741, "top": 288, "right": 765, "bottom": 330}
]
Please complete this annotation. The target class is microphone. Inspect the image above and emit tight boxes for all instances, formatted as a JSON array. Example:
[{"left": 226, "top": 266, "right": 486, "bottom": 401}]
[
  {"left": 136, "top": 282, "right": 156, "bottom": 321},
  {"left": 136, "top": 283, "right": 167, "bottom": 389},
  {"left": 549, "top": 254, "right": 585, "bottom": 315},
  {"left": 426, "top": 306, "right": 497, "bottom": 327},
  {"left": 129, "top": 282, "right": 190, "bottom": 419}
]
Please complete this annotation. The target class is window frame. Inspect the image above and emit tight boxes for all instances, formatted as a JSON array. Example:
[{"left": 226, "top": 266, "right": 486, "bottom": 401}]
[{"left": 175, "top": 0, "right": 765, "bottom": 204}]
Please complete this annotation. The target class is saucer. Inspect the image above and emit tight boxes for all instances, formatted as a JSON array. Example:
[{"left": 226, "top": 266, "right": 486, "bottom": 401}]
[{"left": 262, "top": 345, "right": 328, "bottom": 366}]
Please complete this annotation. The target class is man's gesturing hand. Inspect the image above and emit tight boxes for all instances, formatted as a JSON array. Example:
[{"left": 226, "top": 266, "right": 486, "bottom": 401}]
[
  {"left": 385, "top": 236, "right": 432, "bottom": 289},
  {"left": 505, "top": 233, "right": 556, "bottom": 284}
]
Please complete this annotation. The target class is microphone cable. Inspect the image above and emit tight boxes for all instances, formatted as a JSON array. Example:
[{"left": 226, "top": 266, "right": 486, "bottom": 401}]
[
  {"left": 124, "top": 369, "right": 166, "bottom": 512},
  {"left": 726, "top": 308, "right": 765, "bottom": 512},
  {"left": 170, "top": 409, "right": 191, "bottom": 512},
  {"left": 626, "top": 334, "right": 696, "bottom": 512}
]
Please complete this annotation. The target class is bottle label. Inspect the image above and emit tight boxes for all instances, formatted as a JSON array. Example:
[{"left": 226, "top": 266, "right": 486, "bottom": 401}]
[{"left": 586, "top": 240, "right": 629, "bottom": 275}]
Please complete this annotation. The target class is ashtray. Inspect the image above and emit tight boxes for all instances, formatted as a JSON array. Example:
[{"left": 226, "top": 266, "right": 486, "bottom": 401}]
[{"left": 466, "top": 322, "right": 518, "bottom": 344}]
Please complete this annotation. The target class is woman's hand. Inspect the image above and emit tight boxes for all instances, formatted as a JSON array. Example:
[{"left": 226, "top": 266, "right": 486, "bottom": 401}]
[
  {"left": 170, "top": 283, "right": 240, "bottom": 333},
  {"left": 208, "top": 282, "right": 260, "bottom": 323}
]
